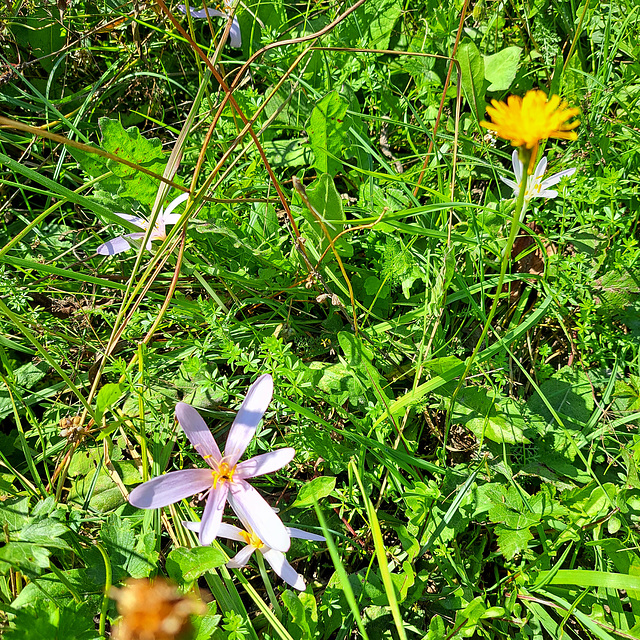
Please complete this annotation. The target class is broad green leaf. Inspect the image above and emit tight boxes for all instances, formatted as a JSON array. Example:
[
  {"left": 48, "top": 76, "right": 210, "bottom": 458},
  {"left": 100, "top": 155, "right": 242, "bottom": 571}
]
[
  {"left": 4, "top": 601, "right": 95, "bottom": 640},
  {"left": 308, "top": 93, "right": 350, "bottom": 176},
  {"left": 8, "top": 7, "right": 65, "bottom": 74},
  {"left": 484, "top": 46, "right": 522, "bottom": 91},
  {"left": 0, "top": 496, "right": 30, "bottom": 531},
  {"left": 19, "top": 519, "right": 71, "bottom": 550},
  {"left": 68, "top": 460, "right": 139, "bottom": 512},
  {"left": 100, "top": 515, "right": 158, "bottom": 580},
  {"left": 337, "top": 0, "right": 402, "bottom": 49},
  {"left": 337, "top": 331, "right": 374, "bottom": 370},
  {"left": 456, "top": 40, "right": 486, "bottom": 122},
  {"left": 94, "top": 382, "right": 124, "bottom": 424},
  {"left": 0, "top": 542, "right": 50, "bottom": 575},
  {"left": 263, "top": 139, "right": 312, "bottom": 168},
  {"left": 455, "top": 389, "right": 529, "bottom": 444},
  {"left": 303, "top": 173, "right": 353, "bottom": 257},
  {"left": 166, "top": 546, "right": 226, "bottom": 585},
  {"left": 281, "top": 591, "right": 313, "bottom": 637},
  {"left": 426, "top": 615, "right": 445, "bottom": 640},
  {"left": 291, "top": 476, "right": 336, "bottom": 509},
  {"left": 0, "top": 362, "right": 48, "bottom": 420},
  {"left": 193, "top": 602, "right": 221, "bottom": 640},
  {"left": 527, "top": 365, "right": 594, "bottom": 436}
]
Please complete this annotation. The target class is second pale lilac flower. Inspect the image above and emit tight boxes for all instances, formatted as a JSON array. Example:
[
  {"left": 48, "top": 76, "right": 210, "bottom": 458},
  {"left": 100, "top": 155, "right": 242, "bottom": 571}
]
[
  {"left": 129, "top": 374, "right": 294, "bottom": 551},
  {"left": 183, "top": 516, "right": 325, "bottom": 591},
  {"left": 97, "top": 192, "right": 189, "bottom": 256},
  {"left": 178, "top": 2, "right": 242, "bottom": 48},
  {"left": 501, "top": 149, "right": 576, "bottom": 203}
]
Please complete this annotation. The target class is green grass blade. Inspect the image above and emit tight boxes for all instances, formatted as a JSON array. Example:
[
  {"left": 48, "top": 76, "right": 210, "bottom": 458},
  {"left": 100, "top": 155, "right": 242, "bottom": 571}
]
[{"left": 352, "top": 462, "right": 407, "bottom": 640}]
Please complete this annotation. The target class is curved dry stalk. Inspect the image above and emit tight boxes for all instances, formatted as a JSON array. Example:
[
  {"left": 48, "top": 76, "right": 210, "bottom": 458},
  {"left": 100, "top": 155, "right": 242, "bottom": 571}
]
[
  {"left": 156, "top": 0, "right": 295, "bottom": 230},
  {"left": 0, "top": 116, "right": 187, "bottom": 194},
  {"left": 293, "top": 177, "right": 358, "bottom": 332},
  {"left": 413, "top": 0, "right": 470, "bottom": 196}
]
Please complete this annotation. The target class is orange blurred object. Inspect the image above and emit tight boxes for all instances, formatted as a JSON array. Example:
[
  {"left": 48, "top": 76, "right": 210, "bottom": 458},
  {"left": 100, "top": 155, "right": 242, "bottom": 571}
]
[{"left": 111, "top": 578, "right": 205, "bottom": 640}]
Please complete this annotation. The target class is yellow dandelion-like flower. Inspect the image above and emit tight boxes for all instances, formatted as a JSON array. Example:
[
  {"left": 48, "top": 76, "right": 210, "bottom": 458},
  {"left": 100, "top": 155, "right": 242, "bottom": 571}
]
[{"left": 481, "top": 90, "right": 579, "bottom": 174}]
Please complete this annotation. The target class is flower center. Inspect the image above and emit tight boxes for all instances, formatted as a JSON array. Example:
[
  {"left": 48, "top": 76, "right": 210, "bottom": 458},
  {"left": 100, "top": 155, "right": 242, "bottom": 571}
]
[
  {"left": 239, "top": 529, "right": 264, "bottom": 549},
  {"left": 211, "top": 461, "right": 235, "bottom": 489}
]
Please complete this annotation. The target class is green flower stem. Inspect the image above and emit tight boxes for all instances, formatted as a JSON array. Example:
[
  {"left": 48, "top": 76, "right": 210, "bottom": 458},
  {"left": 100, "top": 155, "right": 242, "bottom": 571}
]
[
  {"left": 255, "top": 552, "right": 282, "bottom": 618},
  {"left": 96, "top": 542, "right": 112, "bottom": 637},
  {"left": 445, "top": 151, "right": 529, "bottom": 450}
]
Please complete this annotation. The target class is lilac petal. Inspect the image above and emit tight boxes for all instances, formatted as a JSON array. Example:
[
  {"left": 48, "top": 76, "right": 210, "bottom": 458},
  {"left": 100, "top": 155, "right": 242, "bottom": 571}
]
[
  {"left": 540, "top": 167, "right": 577, "bottom": 188},
  {"left": 122, "top": 232, "right": 154, "bottom": 252},
  {"left": 227, "top": 544, "right": 257, "bottom": 568},
  {"left": 182, "top": 520, "right": 246, "bottom": 542},
  {"left": 218, "top": 523, "right": 246, "bottom": 541},
  {"left": 235, "top": 448, "right": 295, "bottom": 480},
  {"left": 112, "top": 212, "right": 146, "bottom": 228},
  {"left": 200, "top": 483, "right": 229, "bottom": 546},
  {"left": 500, "top": 177, "right": 518, "bottom": 191},
  {"left": 96, "top": 236, "right": 132, "bottom": 255},
  {"left": 178, "top": 4, "right": 226, "bottom": 19},
  {"left": 162, "top": 192, "right": 190, "bottom": 225},
  {"left": 175, "top": 402, "right": 222, "bottom": 464},
  {"left": 229, "top": 478, "right": 290, "bottom": 551},
  {"left": 534, "top": 156, "right": 548, "bottom": 180},
  {"left": 286, "top": 527, "right": 326, "bottom": 542},
  {"left": 225, "top": 374, "right": 273, "bottom": 466},
  {"left": 129, "top": 469, "right": 212, "bottom": 508},
  {"left": 229, "top": 17, "right": 242, "bottom": 48},
  {"left": 262, "top": 548, "right": 306, "bottom": 590},
  {"left": 512, "top": 150, "right": 522, "bottom": 183}
]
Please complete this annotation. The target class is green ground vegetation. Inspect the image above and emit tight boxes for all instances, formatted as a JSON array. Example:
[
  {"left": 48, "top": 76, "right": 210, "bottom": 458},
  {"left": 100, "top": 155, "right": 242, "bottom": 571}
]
[{"left": 1, "top": 0, "right": 640, "bottom": 637}]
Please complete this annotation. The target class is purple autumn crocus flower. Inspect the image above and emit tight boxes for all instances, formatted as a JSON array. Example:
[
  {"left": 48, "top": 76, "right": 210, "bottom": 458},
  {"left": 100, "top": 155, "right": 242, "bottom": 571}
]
[
  {"left": 183, "top": 507, "right": 325, "bottom": 590},
  {"left": 178, "top": 2, "right": 242, "bottom": 48},
  {"left": 129, "top": 374, "right": 295, "bottom": 551},
  {"left": 97, "top": 192, "right": 189, "bottom": 256},
  {"left": 501, "top": 149, "right": 576, "bottom": 203}
]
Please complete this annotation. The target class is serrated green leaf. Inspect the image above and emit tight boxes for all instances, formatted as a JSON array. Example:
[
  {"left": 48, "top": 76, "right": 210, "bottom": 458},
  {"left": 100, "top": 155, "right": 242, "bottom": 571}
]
[
  {"left": 291, "top": 476, "right": 336, "bottom": 509},
  {"left": 71, "top": 117, "right": 168, "bottom": 208},
  {"left": 166, "top": 546, "right": 227, "bottom": 585},
  {"left": 495, "top": 525, "right": 533, "bottom": 558}
]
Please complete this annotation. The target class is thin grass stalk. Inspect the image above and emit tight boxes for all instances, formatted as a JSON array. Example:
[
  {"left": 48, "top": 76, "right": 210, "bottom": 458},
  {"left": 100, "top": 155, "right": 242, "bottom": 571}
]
[
  {"left": 413, "top": 0, "right": 470, "bottom": 196},
  {"left": 313, "top": 501, "right": 370, "bottom": 640},
  {"left": 352, "top": 461, "right": 408, "bottom": 640}
]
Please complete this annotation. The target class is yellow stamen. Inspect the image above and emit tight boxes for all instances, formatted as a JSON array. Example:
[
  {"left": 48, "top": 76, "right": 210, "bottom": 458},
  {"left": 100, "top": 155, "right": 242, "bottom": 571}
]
[
  {"left": 239, "top": 529, "right": 264, "bottom": 549},
  {"left": 211, "top": 461, "right": 235, "bottom": 489}
]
